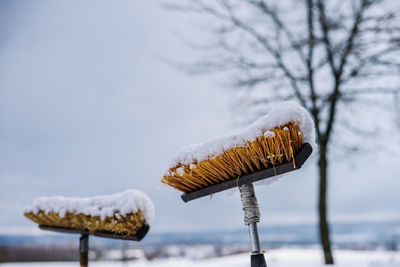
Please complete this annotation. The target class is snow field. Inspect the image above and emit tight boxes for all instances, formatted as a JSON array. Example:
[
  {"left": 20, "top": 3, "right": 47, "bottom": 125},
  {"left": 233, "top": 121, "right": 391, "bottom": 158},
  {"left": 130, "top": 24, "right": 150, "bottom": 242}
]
[{"left": 1, "top": 248, "right": 399, "bottom": 267}]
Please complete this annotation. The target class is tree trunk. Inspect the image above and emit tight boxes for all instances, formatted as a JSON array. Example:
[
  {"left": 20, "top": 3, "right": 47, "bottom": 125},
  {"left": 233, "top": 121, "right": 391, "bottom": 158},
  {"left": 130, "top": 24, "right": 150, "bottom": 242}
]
[{"left": 318, "top": 143, "right": 334, "bottom": 264}]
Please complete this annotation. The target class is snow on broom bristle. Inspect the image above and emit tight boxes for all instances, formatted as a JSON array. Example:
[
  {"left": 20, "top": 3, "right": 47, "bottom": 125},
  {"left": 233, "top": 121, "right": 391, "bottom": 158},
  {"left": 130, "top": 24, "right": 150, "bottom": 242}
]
[
  {"left": 24, "top": 210, "right": 146, "bottom": 236},
  {"left": 24, "top": 190, "right": 155, "bottom": 236},
  {"left": 162, "top": 121, "right": 303, "bottom": 193}
]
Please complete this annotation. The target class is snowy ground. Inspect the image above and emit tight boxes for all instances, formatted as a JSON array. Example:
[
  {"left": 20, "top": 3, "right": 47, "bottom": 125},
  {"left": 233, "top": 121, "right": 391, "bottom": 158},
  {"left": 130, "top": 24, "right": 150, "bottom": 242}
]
[{"left": 1, "top": 248, "right": 399, "bottom": 267}]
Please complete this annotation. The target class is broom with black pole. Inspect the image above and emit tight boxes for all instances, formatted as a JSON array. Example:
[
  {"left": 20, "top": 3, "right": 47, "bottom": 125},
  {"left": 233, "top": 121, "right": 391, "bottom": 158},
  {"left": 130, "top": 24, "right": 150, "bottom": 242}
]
[{"left": 24, "top": 189, "right": 154, "bottom": 266}]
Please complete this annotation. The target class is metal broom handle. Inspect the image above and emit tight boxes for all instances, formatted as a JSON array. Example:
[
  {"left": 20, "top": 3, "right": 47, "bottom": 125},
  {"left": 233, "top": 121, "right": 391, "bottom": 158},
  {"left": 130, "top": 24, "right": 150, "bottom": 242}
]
[{"left": 239, "top": 183, "right": 267, "bottom": 267}]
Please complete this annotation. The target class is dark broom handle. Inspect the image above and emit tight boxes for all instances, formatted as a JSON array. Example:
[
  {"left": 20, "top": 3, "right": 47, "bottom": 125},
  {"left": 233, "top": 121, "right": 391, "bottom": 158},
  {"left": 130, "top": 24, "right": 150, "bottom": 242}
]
[
  {"left": 251, "top": 254, "right": 267, "bottom": 267},
  {"left": 79, "top": 234, "right": 89, "bottom": 267}
]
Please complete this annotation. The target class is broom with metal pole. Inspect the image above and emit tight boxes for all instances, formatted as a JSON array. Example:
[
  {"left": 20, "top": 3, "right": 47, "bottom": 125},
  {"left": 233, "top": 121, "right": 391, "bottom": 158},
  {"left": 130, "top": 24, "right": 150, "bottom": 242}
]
[{"left": 162, "top": 102, "right": 315, "bottom": 267}]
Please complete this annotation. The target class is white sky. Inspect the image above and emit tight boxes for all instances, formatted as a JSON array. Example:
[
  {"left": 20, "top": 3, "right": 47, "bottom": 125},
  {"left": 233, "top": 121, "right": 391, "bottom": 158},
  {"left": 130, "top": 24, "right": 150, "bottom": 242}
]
[{"left": 0, "top": 0, "right": 399, "bottom": 234}]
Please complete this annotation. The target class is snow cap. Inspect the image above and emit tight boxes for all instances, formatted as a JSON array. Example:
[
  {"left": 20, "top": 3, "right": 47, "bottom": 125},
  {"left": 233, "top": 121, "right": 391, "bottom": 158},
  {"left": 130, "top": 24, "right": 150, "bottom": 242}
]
[
  {"left": 25, "top": 189, "right": 155, "bottom": 223},
  {"left": 170, "top": 101, "right": 316, "bottom": 167}
]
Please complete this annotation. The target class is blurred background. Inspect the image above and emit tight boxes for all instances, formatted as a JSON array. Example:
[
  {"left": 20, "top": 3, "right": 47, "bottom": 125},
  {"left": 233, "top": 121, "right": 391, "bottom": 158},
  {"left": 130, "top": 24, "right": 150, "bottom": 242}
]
[{"left": 0, "top": 0, "right": 399, "bottom": 266}]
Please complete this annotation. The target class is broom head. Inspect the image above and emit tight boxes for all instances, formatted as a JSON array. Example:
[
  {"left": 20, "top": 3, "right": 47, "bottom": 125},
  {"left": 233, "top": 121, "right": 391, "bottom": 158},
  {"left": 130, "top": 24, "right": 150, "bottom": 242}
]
[
  {"left": 162, "top": 119, "right": 313, "bottom": 201},
  {"left": 24, "top": 190, "right": 154, "bottom": 241}
]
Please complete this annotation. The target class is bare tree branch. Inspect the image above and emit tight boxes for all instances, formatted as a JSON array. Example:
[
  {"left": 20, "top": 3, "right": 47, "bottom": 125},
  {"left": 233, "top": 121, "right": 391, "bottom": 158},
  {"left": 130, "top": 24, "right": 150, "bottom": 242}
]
[{"left": 220, "top": 0, "right": 309, "bottom": 107}]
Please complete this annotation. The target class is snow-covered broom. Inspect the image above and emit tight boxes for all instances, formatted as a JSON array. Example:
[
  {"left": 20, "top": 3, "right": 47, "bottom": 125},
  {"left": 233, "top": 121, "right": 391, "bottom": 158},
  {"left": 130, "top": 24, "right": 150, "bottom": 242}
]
[
  {"left": 162, "top": 102, "right": 315, "bottom": 267},
  {"left": 24, "top": 190, "right": 155, "bottom": 267}
]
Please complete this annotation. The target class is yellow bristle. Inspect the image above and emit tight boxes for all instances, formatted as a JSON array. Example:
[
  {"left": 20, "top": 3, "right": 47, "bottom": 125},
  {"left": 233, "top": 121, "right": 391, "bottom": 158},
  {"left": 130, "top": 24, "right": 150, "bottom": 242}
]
[
  {"left": 162, "top": 121, "right": 303, "bottom": 193},
  {"left": 24, "top": 209, "right": 146, "bottom": 236}
]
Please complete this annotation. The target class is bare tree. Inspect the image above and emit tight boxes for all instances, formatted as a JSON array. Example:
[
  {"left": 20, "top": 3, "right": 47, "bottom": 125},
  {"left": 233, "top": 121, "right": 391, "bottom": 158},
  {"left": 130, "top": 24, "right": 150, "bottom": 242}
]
[{"left": 166, "top": 0, "right": 400, "bottom": 264}]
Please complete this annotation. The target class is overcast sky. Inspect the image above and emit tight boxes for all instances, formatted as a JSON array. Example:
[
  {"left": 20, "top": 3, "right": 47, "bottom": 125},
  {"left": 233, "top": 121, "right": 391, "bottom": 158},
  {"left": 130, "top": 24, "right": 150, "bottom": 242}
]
[{"left": 0, "top": 0, "right": 399, "bottom": 235}]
